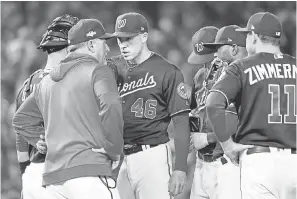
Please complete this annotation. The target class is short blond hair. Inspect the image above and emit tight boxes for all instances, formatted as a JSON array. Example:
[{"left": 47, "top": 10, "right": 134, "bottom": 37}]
[
  {"left": 68, "top": 42, "right": 87, "bottom": 52},
  {"left": 257, "top": 34, "right": 281, "bottom": 46}
]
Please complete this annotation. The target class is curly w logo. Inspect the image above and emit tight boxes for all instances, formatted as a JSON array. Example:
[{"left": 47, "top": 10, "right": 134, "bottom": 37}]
[
  {"left": 117, "top": 19, "right": 126, "bottom": 28},
  {"left": 195, "top": 42, "right": 204, "bottom": 53}
]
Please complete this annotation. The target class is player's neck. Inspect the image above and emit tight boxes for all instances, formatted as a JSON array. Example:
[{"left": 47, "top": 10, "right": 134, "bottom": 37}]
[
  {"left": 255, "top": 44, "right": 282, "bottom": 55},
  {"left": 132, "top": 46, "right": 152, "bottom": 65},
  {"left": 233, "top": 52, "right": 247, "bottom": 63},
  {"left": 44, "top": 50, "right": 67, "bottom": 71}
]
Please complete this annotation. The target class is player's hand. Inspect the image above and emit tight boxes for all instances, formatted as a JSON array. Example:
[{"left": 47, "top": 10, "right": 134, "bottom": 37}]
[
  {"left": 111, "top": 160, "right": 120, "bottom": 170},
  {"left": 36, "top": 135, "right": 47, "bottom": 154},
  {"left": 220, "top": 138, "right": 253, "bottom": 166},
  {"left": 92, "top": 148, "right": 107, "bottom": 154},
  {"left": 92, "top": 148, "right": 120, "bottom": 161},
  {"left": 206, "top": 132, "right": 217, "bottom": 144},
  {"left": 92, "top": 148, "right": 121, "bottom": 170},
  {"left": 190, "top": 133, "right": 209, "bottom": 151},
  {"left": 168, "top": 170, "right": 187, "bottom": 197}
]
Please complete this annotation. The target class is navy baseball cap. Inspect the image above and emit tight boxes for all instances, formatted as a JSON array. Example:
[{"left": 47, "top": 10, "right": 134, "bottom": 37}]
[
  {"left": 188, "top": 26, "right": 218, "bottom": 65},
  {"left": 68, "top": 19, "right": 115, "bottom": 45},
  {"left": 113, "top": 12, "right": 149, "bottom": 38},
  {"left": 204, "top": 25, "right": 246, "bottom": 48},
  {"left": 236, "top": 12, "right": 282, "bottom": 38}
]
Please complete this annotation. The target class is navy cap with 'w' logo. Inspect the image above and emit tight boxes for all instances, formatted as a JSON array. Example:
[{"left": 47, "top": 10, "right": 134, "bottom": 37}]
[
  {"left": 113, "top": 12, "right": 149, "bottom": 38},
  {"left": 188, "top": 26, "right": 218, "bottom": 65}
]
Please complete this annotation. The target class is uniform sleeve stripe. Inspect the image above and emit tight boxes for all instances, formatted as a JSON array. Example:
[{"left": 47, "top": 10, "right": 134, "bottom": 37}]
[
  {"left": 209, "top": 89, "right": 229, "bottom": 105},
  {"left": 170, "top": 109, "right": 191, "bottom": 117},
  {"left": 225, "top": 110, "right": 237, "bottom": 115}
]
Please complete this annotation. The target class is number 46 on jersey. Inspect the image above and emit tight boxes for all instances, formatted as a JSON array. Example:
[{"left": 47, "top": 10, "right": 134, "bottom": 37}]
[{"left": 131, "top": 98, "right": 157, "bottom": 119}]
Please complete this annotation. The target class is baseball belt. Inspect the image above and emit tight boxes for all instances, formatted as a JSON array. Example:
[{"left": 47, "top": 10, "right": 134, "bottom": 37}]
[
  {"left": 198, "top": 152, "right": 227, "bottom": 165},
  {"left": 247, "top": 146, "right": 296, "bottom": 155},
  {"left": 123, "top": 144, "right": 158, "bottom": 155}
]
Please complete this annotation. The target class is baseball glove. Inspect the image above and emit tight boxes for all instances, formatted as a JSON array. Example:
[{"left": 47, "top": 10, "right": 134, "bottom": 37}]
[
  {"left": 205, "top": 57, "right": 229, "bottom": 84},
  {"left": 189, "top": 116, "right": 200, "bottom": 132},
  {"left": 37, "top": 14, "right": 79, "bottom": 53}
]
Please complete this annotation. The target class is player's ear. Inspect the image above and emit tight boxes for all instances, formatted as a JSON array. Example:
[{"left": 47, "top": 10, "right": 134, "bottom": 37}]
[
  {"left": 231, "top": 44, "right": 238, "bottom": 56},
  {"left": 140, "top": 32, "right": 148, "bottom": 43},
  {"left": 252, "top": 32, "right": 257, "bottom": 44},
  {"left": 87, "top": 40, "right": 95, "bottom": 53}
]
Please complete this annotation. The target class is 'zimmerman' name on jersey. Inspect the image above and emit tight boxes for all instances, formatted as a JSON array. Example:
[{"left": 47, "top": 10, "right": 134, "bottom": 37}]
[
  {"left": 212, "top": 52, "right": 296, "bottom": 149},
  {"left": 244, "top": 56, "right": 296, "bottom": 85}
]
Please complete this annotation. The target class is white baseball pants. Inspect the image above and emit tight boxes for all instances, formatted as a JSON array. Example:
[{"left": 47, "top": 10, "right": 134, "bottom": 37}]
[{"left": 117, "top": 143, "right": 172, "bottom": 199}]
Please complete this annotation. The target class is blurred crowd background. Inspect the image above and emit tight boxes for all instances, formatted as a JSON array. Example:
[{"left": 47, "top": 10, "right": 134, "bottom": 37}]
[{"left": 1, "top": 1, "right": 296, "bottom": 199}]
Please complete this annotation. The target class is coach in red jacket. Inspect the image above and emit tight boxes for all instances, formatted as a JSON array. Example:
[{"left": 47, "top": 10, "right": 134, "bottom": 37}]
[{"left": 12, "top": 19, "right": 123, "bottom": 199}]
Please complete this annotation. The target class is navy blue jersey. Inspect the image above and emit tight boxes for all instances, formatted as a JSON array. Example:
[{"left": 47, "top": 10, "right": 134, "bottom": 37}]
[
  {"left": 212, "top": 53, "right": 296, "bottom": 148},
  {"left": 15, "top": 69, "right": 48, "bottom": 163},
  {"left": 192, "top": 65, "right": 238, "bottom": 156},
  {"left": 112, "top": 53, "right": 191, "bottom": 145}
]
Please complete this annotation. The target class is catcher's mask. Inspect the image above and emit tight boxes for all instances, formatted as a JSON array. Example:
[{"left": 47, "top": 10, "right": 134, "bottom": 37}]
[{"left": 37, "top": 14, "right": 79, "bottom": 54}]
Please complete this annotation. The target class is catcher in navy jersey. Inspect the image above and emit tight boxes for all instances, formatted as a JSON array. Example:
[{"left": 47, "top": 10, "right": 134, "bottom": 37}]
[
  {"left": 14, "top": 14, "right": 79, "bottom": 199},
  {"left": 206, "top": 12, "right": 297, "bottom": 199},
  {"left": 109, "top": 12, "right": 191, "bottom": 199}
]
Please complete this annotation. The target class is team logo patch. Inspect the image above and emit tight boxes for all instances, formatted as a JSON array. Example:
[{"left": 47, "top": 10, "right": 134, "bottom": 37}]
[
  {"left": 117, "top": 19, "right": 126, "bottom": 28},
  {"left": 86, "top": 31, "right": 96, "bottom": 37},
  {"left": 195, "top": 42, "right": 204, "bottom": 53},
  {"left": 177, "top": 82, "right": 189, "bottom": 99},
  {"left": 274, "top": 54, "right": 283, "bottom": 59}
]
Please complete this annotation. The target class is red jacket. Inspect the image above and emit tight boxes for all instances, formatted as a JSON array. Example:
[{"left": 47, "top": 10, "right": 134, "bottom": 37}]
[{"left": 13, "top": 52, "right": 124, "bottom": 186}]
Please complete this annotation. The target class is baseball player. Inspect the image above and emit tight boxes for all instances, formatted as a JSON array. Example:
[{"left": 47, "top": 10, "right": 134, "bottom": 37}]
[
  {"left": 14, "top": 14, "right": 79, "bottom": 199},
  {"left": 187, "top": 26, "right": 240, "bottom": 199},
  {"left": 13, "top": 19, "right": 123, "bottom": 199},
  {"left": 206, "top": 12, "right": 297, "bottom": 199},
  {"left": 203, "top": 25, "right": 249, "bottom": 199},
  {"left": 110, "top": 12, "right": 191, "bottom": 199}
]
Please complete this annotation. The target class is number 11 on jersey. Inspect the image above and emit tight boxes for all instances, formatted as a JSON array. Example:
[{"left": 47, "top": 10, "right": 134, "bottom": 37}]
[
  {"left": 131, "top": 98, "right": 157, "bottom": 119},
  {"left": 268, "top": 84, "right": 296, "bottom": 124}
]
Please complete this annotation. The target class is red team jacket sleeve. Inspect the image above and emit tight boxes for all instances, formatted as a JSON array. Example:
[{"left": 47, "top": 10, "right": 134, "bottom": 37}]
[
  {"left": 206, "top": 63, "right": 242, "bottom": 142},
  {"left": 93, "top": 65, "right": 124, "bottom": 161},
  {"left": 12, "top": 87, "right": 44, "bottom": 148}
]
